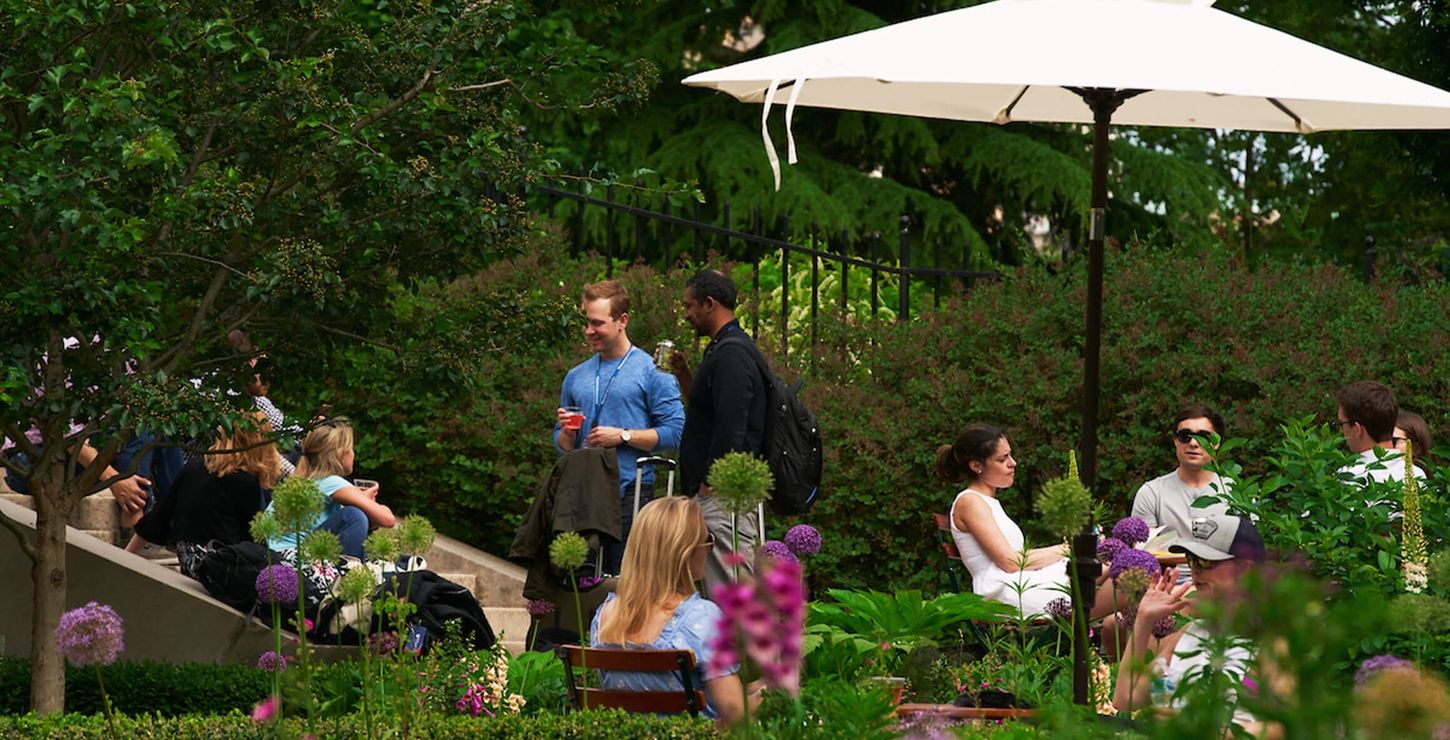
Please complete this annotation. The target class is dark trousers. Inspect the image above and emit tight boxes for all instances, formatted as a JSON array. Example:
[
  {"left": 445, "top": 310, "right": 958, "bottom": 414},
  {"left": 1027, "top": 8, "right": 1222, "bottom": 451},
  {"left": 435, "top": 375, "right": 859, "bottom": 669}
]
[{"left": 602, "top": 483, "right": 655, "bottom": 575}]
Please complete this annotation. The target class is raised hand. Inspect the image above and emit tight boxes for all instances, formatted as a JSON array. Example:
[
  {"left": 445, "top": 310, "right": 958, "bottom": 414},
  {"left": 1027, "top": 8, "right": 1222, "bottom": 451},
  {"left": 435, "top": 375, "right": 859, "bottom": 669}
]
[{"left": 1134, "top": 570, "right": 1192, "bottom": 627}]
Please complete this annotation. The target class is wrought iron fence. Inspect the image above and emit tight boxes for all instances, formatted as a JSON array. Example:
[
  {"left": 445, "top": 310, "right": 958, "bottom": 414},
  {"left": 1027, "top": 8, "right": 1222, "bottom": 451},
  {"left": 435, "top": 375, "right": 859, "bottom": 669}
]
[{"left": 536, "top": 183, "right": 1002, "bottom": 363}]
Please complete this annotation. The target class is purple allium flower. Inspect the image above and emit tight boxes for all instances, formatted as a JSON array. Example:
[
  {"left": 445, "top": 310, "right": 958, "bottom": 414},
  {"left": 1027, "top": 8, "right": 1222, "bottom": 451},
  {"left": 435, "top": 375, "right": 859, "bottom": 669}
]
[
  {"left": 257, "top": 650, "right": 288, "bottom": 672},
  {"left": 1108, "top": 547, "right": 1162, "bottom": 583},
  {"left": 55, "top": 601, "right": 124, "bottom": 668},
  {"left": 1045, "top": 597, "right": 1073, "bottom": 620},
  {"left": 1111, "top": 516, "right": 1151, "bottom": 546},
  {"left": 255, "top": 564, "right": 299, "bottom": 606},
  {"left": 1151, "top": 616, "right": 1177, "bottom": 639},
  {"left": 1117, "top": 608, "right": 1137, "bottom": 632},
  {"left": 760, "top": 540, "right": 798, "bottom": 563},
  {"left": 1355, "top": 654, "right": 1414, "bottom": 687},
  {"left": 1097, "top": 537, "right": 1127, "bottom": 564},
  {"left": 525, "top": 598, "right": 556, "bottom": 618},
  {"left": 784, "top": 524, "right": 822, "bottom": 556},
  {"left": 368, "top": 631, "right": 400, "bottom": 657},
  {"left": 577, "top": 576, "right": 604, "bottom": 590}
]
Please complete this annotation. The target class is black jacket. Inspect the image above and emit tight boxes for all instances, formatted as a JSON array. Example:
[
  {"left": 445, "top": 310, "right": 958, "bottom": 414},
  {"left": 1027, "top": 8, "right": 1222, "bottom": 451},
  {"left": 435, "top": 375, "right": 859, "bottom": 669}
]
[
  {"left": 509, "top": 447, "right": 621, "bottom": 601},
  {"left": 678, "top": 321, "right": 769, "bottom": 497}
]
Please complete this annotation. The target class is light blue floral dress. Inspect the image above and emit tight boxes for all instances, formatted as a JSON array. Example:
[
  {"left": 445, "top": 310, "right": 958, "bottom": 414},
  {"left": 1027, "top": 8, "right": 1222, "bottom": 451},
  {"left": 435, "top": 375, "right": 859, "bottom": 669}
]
[{"left": 589, "top": 592, "right": 738, "bottom": 717}]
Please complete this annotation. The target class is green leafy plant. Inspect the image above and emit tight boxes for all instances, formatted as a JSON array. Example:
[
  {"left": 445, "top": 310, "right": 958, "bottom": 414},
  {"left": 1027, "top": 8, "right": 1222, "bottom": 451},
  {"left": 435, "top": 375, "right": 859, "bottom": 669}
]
[
  {"left": 805, "top": 589, "right": 1013, "bottom": 682},
  {"left": 505, "top": 651, "right": 568, "bottom": 716}
]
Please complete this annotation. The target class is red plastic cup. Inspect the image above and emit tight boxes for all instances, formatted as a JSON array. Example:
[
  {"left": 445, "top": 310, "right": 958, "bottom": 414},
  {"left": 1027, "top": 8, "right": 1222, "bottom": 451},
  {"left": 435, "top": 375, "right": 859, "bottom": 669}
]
[{"left": 563, "top": 406, "right": 584, "bottom": 431}]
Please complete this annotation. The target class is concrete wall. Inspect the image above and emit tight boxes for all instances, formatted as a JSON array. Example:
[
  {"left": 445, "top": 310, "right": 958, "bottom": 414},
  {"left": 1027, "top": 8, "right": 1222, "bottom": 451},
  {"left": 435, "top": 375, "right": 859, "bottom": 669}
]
[{"left": 0, "top": 497, "right": 276, "bottom": 664}]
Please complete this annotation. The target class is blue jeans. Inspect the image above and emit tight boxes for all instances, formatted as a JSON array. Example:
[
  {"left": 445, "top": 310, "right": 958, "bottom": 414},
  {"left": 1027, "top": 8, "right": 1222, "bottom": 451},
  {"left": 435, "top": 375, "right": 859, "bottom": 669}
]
[{"left": 319, "top": 506, "right": 369, "bottom": 559}]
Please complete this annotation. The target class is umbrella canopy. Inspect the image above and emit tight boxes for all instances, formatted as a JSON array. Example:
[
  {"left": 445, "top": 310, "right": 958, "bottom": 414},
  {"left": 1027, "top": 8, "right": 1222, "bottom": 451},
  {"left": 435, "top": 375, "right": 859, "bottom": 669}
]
[{"left": 683, "top": 0, "right": 1450, "bottom": 132}]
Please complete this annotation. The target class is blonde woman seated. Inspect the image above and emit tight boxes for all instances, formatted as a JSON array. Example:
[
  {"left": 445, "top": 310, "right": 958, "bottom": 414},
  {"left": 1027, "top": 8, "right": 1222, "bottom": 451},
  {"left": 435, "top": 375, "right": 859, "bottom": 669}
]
[
  {"left": 590, "top": 496, "right": 762, "bottom": 722},
  {"left": 125, "top": 413, "right": 278, "bottom": 574},
  {"left": 942, "top": 423, "right": 1115, "bottom": 619},
  {"left": 265, "top": 418, "right": 395, "bottom": 559}
]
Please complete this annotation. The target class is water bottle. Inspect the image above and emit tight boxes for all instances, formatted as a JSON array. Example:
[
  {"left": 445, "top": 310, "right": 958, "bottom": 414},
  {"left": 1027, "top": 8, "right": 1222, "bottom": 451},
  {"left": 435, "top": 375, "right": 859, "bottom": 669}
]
[{"left": 1149, "top": 657, "right": 1175, "bottom": 708}]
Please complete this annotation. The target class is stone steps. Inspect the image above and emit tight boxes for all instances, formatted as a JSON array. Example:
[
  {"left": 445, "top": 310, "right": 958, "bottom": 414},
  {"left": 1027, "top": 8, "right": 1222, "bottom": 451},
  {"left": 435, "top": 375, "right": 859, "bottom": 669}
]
[
  {"left": 2, "top": 480, "right": 529, "bottom": 655},
  {"left": 2, "top": 490, "right": 121, "bottom": 534}
]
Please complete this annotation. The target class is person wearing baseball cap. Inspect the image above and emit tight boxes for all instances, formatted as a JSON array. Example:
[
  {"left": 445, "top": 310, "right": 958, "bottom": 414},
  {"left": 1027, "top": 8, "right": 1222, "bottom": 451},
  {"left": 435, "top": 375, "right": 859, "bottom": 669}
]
[
  {"left": 1114, "top": 514, "right": 1265, "bottom": 728},
  {"left": 1168, "top": 514, "right": 1267, "bottom": 568}
]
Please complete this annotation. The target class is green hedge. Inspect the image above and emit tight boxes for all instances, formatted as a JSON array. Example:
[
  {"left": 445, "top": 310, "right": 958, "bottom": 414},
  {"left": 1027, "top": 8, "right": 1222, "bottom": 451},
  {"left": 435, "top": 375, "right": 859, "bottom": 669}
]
[
  {"left": 0, "top": 657, "right": 270, "bottom": 717},
  {"left": 802, "top": 246, "right": 1450, "bottom": 590},
  {"left": 0, "top": 708, "right": 717, "bottom": 738},
  {"left": 278, "top": 245, "right": 1450, "bottom": 593}
]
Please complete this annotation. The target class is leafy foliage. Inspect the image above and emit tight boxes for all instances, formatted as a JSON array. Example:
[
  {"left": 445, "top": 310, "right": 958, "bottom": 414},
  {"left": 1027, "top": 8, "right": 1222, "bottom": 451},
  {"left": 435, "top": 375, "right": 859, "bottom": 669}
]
[
  {"left": 0, "top": 0, "right": 651, "bottom": 711},
  {"left": 0, "top": 708, "right": 716, "bottom": 739}
]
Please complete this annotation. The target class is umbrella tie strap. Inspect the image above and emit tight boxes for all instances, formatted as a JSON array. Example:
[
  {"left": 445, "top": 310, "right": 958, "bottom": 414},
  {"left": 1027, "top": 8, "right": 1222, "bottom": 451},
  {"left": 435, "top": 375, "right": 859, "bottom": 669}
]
[
  {"left": 784, "top": 77, "right": 805, "bottom": 165},
  {"left": 761, "top": 79, "right": 783, "bottom": 191}
]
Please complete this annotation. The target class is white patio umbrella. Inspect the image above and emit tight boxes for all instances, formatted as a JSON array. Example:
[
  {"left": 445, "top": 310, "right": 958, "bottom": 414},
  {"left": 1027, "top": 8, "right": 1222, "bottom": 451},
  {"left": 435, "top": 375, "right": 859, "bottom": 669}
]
[{"left": 683, "top": 0, "right": 1450, "bottom": 704}]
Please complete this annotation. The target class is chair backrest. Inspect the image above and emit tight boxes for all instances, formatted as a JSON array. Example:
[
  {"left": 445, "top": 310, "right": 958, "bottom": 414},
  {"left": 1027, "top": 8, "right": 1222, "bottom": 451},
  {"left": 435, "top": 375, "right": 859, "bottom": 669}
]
[
  {"left": 557, "top": 645, "right": 707, "bottom": 716},
  {"left": 932, "top": 513, "right": 961, "bottom": 560}
]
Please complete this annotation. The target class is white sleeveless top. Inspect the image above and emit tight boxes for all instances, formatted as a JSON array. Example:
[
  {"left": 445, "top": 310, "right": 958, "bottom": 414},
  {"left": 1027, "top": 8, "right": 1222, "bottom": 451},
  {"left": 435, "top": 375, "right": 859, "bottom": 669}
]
[{"left": 949, "top": 489, "right": 1068, "bottom": 616}]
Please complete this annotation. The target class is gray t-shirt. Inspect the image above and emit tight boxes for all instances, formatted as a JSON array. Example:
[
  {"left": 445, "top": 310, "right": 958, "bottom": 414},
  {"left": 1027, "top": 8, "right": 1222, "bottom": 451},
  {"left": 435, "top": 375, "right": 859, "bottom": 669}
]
[{"left": 1131, "top": 470, "right": 1230, "bottom": 540}]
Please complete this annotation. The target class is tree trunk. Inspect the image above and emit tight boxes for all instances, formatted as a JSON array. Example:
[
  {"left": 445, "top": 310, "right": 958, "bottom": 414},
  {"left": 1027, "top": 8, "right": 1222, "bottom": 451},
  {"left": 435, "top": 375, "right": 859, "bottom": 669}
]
[{"left": 29, "top": 485, "right": 74, "bottom": 714}]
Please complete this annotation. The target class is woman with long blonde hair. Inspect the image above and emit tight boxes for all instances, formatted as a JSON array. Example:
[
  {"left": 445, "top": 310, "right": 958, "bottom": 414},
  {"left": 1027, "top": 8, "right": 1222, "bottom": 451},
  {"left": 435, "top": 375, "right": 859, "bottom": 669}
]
[
  {"left": 264, "top": 417, "right": 395, "bottom": 559},
  {"left": 126, "top": 413, "right": 281, "bottom": 572},
  {"left": 590, "top": 496, "right": 761, "bottom": 721}
]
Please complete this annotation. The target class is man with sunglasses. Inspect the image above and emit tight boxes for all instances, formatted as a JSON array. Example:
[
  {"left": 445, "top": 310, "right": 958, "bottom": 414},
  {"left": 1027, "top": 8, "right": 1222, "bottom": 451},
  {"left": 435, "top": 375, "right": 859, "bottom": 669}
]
[
  {"left": 1335, "top": 380, "right": 1425, "bottom": 490},
  {"left": 1131, "top": 404, "right": 1232, "bottom": 549}
]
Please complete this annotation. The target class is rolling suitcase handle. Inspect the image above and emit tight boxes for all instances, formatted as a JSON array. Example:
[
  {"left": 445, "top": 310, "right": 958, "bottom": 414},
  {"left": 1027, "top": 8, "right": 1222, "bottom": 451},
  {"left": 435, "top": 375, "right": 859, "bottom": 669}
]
[{"left": 633, "top": 456, "right": 678, "bottom": 522}]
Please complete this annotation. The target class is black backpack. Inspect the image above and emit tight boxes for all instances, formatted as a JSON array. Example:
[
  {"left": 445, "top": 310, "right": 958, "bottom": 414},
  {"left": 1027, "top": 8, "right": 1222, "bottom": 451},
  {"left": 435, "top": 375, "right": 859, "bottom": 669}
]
[
  {"left": 717, "top": 334, "right": 823, "bottom": 515},
  {"left": 314, "top": 571, "right": 495, "bottom": 652}
]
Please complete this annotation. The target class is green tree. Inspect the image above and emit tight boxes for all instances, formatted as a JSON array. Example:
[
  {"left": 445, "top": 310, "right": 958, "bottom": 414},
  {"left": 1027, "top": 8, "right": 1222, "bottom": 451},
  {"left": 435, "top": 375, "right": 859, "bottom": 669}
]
[{"left": 0, "top": 0, "right": 639, "bottom": 713}]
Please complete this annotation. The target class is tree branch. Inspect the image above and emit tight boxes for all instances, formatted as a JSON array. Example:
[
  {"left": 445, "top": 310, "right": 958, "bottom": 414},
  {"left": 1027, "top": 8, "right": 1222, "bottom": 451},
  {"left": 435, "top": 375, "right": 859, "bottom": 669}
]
[
  {"left": 154, "top": 259, "right": 232, "bottom": 374},
  {"left": 351, "top": 65, "right": 438, "bottom": 136},
  {"left": 312, "top": 323, "right": 400, "bottom": 353},
  {"left": 0, "top": 508, "right": 37, "bottom": 563},
  {"left": 155, "top": 251, "right": 251, "bottom": 279},
  {"left": 2, "top": 420, "right": 41, "bottom": 462},
  {"left": 448, "top": 79, "right": 512, "bottom": 93}
]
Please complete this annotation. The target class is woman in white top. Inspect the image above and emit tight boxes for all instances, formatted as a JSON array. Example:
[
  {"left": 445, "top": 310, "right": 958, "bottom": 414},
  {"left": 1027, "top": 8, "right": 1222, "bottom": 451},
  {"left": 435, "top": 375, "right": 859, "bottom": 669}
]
[{"left": 942, "top": 424, "right": 1115, "bottom": 619}]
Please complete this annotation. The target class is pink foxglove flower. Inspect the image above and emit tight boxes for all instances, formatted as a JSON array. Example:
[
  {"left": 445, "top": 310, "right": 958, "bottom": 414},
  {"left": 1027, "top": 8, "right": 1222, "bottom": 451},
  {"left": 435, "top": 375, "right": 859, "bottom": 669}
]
[
  {"left": 710, "top": 559, "right": 806, "bottom": 696},
  {"left": 251, "top": 695, "right": 280, "bottom": 723}
]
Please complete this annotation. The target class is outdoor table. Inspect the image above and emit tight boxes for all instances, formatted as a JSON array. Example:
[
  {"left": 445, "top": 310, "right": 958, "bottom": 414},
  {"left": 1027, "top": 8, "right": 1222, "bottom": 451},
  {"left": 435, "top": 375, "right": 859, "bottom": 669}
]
[
  {"left": 897, "top": 704, "right": 1034, "bottom": 722},
  {"left": 1153, "top": 552, "right": 1186, "bottom": 568}
]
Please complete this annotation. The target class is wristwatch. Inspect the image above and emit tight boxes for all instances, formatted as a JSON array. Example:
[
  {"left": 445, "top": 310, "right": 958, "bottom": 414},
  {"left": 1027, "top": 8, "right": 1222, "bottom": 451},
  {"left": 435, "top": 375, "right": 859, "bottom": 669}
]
[{"left": 620, "top": 429, "right": 633, "bottom": 447}]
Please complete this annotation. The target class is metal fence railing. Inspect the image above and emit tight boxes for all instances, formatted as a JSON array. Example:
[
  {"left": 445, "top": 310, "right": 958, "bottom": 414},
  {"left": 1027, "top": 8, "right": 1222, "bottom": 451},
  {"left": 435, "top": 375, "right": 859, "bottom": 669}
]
[{"left": 536, "top": 183, "right": 1002, "bottom": 363}]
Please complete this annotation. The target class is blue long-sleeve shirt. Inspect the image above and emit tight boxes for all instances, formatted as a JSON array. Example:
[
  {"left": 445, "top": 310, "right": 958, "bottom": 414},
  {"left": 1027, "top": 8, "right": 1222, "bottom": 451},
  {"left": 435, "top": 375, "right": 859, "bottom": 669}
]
[{"left": 554, "top": 345, "right": 685, "bottom": 493}]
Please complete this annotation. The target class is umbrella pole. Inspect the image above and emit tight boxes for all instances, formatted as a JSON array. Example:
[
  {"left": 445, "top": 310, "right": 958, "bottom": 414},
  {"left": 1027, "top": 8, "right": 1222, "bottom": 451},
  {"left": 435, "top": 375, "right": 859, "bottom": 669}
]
[{"left": 1068, "top": 86, "right": 1139, "bottom": 707}]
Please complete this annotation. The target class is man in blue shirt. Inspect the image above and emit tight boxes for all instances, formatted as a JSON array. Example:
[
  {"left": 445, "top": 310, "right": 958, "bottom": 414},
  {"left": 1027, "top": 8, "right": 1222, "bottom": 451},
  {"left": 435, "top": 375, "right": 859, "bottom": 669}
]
[{"left": 554, "top": 280, "right": 686, "bottom": 573}]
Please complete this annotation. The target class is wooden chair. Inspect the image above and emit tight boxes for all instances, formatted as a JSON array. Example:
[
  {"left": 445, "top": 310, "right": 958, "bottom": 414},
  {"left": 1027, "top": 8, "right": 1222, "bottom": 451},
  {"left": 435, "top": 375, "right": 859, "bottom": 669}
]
[
  {"left": 932, "top": 512, "right": 966, "bottom": 593},
  {"left": 556, "top": 645, "right": 707, "bottom": 716}
]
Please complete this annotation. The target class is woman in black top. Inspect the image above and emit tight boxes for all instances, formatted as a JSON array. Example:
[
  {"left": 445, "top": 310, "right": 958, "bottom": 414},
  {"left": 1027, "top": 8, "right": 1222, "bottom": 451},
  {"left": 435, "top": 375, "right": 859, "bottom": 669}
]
[{"left": 126, "top": 414, "right": 281, "bottom": 573}]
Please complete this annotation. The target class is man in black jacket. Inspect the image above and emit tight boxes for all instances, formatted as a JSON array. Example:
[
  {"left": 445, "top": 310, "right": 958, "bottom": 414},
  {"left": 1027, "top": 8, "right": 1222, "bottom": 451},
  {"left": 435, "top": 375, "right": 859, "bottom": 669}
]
[{"left": 677, "top": 269, "right": 768, "bottom": 590}]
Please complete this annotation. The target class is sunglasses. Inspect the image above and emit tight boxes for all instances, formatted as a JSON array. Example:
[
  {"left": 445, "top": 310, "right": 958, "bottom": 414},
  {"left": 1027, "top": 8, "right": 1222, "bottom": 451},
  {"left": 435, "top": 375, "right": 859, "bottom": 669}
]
[
  {"left": 1172, "top": 429, "right": 1215, "bottom": 445},
  {"left": 1186, "top": 554, "right": 1223, "bottom": 571},
  {"left": 696, "top": 533, "right": 716, "bottom": 549}
]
